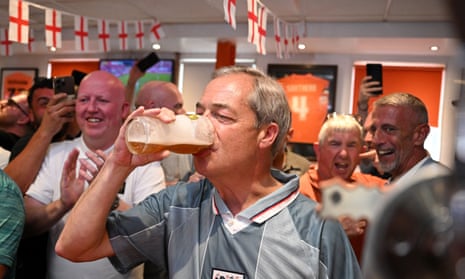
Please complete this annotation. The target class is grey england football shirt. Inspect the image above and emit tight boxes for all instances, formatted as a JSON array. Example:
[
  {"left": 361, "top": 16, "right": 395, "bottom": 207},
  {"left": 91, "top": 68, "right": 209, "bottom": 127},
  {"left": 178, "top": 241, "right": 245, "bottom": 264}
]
[{"left": 107, "top": 170, "right": 361, "bottom": 279}]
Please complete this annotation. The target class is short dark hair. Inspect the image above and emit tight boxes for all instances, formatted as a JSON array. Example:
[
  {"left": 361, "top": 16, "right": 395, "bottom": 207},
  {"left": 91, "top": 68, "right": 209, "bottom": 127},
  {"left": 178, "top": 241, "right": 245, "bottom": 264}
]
[{"left": 28, "top": 77, "right": 53, "bottom": 106}]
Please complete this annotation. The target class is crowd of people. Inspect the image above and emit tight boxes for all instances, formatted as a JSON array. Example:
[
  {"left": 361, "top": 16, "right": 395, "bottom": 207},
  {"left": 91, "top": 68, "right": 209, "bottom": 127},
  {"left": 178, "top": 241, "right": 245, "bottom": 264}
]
[{"left": 0, "top": 63, "right": 451, "bottom": 278}]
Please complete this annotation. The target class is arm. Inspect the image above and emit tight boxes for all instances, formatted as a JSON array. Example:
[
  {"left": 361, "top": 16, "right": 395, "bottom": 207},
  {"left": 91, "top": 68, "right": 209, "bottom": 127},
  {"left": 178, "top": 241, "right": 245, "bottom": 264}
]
[
  {"left": 23, "top": 149, "right": 84, "bottom": 237},
  {"left": 5, "top": 94, "right": 75, "bottom": 194},
  {"left": 125, "top": 65, "right": 144, "bottom": 108},
  {"left": 356, "top": 76, "right": 382, "bottom": 124},
  {"left": 56, "top": 107, "right": 170, "bottom": 262}
]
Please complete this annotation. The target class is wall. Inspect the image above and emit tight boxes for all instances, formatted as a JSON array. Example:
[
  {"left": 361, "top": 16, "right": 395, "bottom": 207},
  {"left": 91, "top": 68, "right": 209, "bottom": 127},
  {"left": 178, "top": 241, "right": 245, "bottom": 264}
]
[{"left": 0, "top": 50, "right": 460, "bottom": 168}]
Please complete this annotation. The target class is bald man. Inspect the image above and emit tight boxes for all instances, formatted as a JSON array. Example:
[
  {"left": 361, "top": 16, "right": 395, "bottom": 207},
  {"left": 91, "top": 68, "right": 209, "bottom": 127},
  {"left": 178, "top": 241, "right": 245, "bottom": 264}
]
[
  {"left": 135, "top": 81, "right": 185, "bottom": 114},
  {"left": 136, "top": 81, "right": 193, "bottom": 187},
  {"left": 23, "top": 71, "right": 166, "bottom": 279}
]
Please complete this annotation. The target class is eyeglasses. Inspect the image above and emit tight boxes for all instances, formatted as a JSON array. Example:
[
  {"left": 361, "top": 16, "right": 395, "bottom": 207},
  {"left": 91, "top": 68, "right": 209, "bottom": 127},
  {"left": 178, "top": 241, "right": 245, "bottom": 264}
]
[{"left": 0, "top": 98, "right": 29, "bottom": 117}]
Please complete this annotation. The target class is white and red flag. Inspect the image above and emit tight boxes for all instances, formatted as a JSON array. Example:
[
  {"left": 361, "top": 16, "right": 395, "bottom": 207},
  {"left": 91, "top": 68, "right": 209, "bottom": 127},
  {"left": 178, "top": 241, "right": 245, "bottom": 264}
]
[
  {"left": 98, "top": 19, "right": 111, "bottom": 52},
  {"left": 8, "top": 0, "right": 29, "bottom": 44},
  {"left": 247, "top": 0, "right": 258, "bottom": 45},
  {"left": 273, "top": 17, "right": 283, "bottom": 59},
  {"left": 45, "top": 8, "right": 62, "bottom": 48},
  {"left": 283, "top": 22, "right": 290, "bottom": 58},
  {"left": 27, "top": 28, "right": 34, "bottom": 52},
  {"left": 74, "top": 16, "right": 89, "bottom": 51},
  {"left": 118, "top": 20, "right": 129, "bottom": 50},
  {"left": 134, "top": 21, "right": 145, "bottom": 49},
  {"left": 223, "top": 0, "right": 236, "bottom": 30},
  {"left": 255, "top": 3, "right": 267, "bottom": 55},
  {"left": 0, "top": 29, "right": 13, "bottom": 56},
  {"left": 150, "top": 19, "right": 165, "bottom": 41},
  {"left": 291, "top": 24, "right": 299, "bottom": 53}
]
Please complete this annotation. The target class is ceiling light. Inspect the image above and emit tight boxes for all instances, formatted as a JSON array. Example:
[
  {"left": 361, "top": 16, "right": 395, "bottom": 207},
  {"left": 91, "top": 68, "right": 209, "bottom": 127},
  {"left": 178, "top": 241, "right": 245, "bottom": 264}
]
[
  {"left": 430, "top": 45, "right": 439, "bottom": 52},
  {"left": 152, "top": 43, "right": 161, "bottom": 50},
  {"left": 298, "top": 43, "right": 306, "bottom": 50},
  {"left": 50, "top": 46, "right": 56, "bottom": 52}
]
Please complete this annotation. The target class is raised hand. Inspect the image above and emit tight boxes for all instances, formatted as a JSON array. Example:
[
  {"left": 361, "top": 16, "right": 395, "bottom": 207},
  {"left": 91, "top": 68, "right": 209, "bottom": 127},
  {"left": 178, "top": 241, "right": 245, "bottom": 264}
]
[{"left": 60, "top": 148, "right": 85, "bottom": 211}]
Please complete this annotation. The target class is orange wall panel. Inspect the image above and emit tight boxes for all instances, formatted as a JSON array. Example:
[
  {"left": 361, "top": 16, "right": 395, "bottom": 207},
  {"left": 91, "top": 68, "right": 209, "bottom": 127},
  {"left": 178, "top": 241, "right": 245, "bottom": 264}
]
[
  {"left": 50, "top": 61, "right": 99, "bottom": 78},
  {"left": 353, "top": 65, "right": 443, "bottom": 127}
]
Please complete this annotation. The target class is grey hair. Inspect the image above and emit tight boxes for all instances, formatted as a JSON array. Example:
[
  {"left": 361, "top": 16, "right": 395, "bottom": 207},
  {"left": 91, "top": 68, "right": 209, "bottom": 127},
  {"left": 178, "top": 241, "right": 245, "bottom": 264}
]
[
  {"left": 373, "top": 92, "right": 428, "bottom": 126},
  {"left": 318, "top": 113, "right": 363, "bottom": 145},
  {"left": 212, "top": 66, "right": 292, "bottom": 156}
]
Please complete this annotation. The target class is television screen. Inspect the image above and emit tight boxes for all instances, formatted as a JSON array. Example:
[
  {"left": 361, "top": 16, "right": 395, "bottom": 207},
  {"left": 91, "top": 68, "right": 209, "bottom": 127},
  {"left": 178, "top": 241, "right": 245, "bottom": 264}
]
[{"left": 99, "top": 58, "right": 175, "bottom": 91}]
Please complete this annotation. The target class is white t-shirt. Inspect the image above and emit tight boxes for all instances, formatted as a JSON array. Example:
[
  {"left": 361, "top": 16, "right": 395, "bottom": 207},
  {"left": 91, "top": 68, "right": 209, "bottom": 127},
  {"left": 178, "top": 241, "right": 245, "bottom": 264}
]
[
  {"left": 26, "top": 136, "right": 166, "bottom": 279},
  {"left": 0, "top": 147, "right": 10, "bottom": 169}
]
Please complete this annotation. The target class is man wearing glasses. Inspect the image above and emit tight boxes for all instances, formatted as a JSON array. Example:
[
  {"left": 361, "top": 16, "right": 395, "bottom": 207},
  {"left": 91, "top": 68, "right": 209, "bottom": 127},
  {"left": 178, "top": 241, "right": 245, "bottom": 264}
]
[{"left": 0, "top": 93, "right": 31, "bottom": 152}]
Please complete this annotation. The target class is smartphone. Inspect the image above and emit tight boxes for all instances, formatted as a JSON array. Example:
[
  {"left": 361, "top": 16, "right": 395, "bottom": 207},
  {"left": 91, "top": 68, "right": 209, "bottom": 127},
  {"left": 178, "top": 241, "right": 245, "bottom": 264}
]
[
  {"left": 54, "top": 76, "right": 76, "bottom": 98},
  {"left": 136, "top": 52, "right": 160, "bottom": 72},
  {"left": 366, "top": 63, "right": 383, "bottom": 95}
]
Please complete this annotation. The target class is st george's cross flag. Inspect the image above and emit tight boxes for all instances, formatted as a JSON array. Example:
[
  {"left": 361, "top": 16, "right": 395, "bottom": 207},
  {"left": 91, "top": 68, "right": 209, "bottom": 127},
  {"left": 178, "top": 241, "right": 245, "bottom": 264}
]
[
  {"left": 8, "top": 0, "right": 29, "bottom": 44},
  {"left": 223, "top": 0, "right": 236, "bottom": 30},
  {"left": 98, "top": 19, "right": 111, "bottom": 52},
  {"left": 74, "top": 16, "right": 89, "bottom": 51},
  {"left": 45, "top": 8, "right": 62, "bottom": 48}
]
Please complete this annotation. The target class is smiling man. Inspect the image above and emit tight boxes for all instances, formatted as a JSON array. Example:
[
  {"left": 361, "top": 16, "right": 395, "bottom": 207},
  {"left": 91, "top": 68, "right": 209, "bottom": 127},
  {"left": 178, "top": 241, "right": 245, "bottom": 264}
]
[
  {"left": 368, "top": 92, "right": 449, "bottom": 186},
  {"left": 22, "top": 71, "right": 165, "bottom": 279}
]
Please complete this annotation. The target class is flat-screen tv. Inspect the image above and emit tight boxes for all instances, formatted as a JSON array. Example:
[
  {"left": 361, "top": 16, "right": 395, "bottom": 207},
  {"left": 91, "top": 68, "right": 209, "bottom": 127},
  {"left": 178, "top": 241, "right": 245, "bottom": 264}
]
[{"left": 99, "top": 58, "right": 175, "bottom": 92}]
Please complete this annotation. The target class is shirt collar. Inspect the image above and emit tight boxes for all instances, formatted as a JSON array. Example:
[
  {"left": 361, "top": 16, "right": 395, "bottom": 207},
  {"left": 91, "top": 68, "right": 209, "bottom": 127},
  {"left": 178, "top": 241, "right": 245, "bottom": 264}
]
[{"left": 212, "top": 170, "right": 300, "bottom": 225}]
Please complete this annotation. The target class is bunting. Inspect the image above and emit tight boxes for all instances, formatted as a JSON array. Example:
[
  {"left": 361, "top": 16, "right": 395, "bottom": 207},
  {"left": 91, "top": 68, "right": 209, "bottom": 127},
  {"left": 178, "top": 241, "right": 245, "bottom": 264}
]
[
  {"left": 135, "top": 21, "right": 145, "bottom": 49},
  {"left": 219, "top": 0, "right": 304, "bottom": 57},
  {"left": 45, "top": 8, "right": 62, "bottom": 48},
  {"left": 283, "top": 23, "right": 290, "bottom": 58},
  {"left": 150, "top": 19, "right": 165, "bottom": 41},
  {"left": 118, "top": 21, "right": 128, "bottom": 51},
  {"left": 74, "top": 16, "right": 89, "bottom": 51},
  {"left": 0, "top": 29, "right": 13, "bottom": 56},
  {"left": 274, "top": 17, "right": 283, "bottom": 59},
  {"left": 97, "top": 19, "right": 110, "bottom": 52},
  {"left": 255, "top": 3, "right": 267, "bottom": 55},
  {"left": 223, "top": 0, "right": 236, "bottom": 30},
  {"left": 8, "top": 0, "right": 29, "bottom": 44},
  {"left": 27, "top": 28, "right": 34, "bottom": 52},
  {"left": 5, "top": 0, "right": 166, "bottom": 54},
  {"left": 4, "top": 0, "right": 301, "bottom": 57},
  {"left": 247, "top": 0, "right": 258, "bottom": 45}
]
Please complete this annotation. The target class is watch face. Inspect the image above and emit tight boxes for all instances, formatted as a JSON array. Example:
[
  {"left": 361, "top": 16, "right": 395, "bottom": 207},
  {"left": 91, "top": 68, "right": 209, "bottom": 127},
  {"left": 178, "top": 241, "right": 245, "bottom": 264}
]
[{"left": 363, "top": 168, "right": 465, "bottom": 279}]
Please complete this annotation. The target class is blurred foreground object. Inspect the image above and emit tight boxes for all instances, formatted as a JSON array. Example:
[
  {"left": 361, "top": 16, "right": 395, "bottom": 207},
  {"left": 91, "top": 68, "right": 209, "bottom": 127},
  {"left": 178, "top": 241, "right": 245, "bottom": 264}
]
[{"left": 362, "top": 165, "right": 463, "bottom": 278}]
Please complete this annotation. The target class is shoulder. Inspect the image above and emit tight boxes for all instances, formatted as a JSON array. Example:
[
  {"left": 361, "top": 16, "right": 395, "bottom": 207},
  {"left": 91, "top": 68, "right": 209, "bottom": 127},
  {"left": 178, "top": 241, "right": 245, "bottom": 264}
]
[
  {"left": 299, "top": 166, "right": 320, "bottom": 201},
  {"left": 287, "top": 195, "right": 348, "bottom": 245},
  {"left": 140, "top": 179, "right": 214, "bottom": 208},
  {"left": 0, "top": 170, "right": 23, "bottom": 201},
  {"left": 351, "top": 172, "right": 386, "bottom": 187},
  {"left": 46, "top": 137, "right": 83, "bottom": 158}
]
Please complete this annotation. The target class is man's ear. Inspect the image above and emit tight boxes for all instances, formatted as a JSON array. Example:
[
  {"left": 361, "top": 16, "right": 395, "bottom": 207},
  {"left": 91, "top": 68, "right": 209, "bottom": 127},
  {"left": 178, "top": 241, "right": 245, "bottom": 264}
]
[
  {"left": 313, "top": 142, "right": 320, "bottom": 159},
  {"left": 17, "top": 113, "right": 31, "bottom": 125},
  {"left": 413, "top": 123, "right": 430, "bottom": 146},
  {"left": 259, "top": 123, "right": 279, "bottom": 149},
  {"left": 121, "top": 102, "right": 130, "bottom": 120}
]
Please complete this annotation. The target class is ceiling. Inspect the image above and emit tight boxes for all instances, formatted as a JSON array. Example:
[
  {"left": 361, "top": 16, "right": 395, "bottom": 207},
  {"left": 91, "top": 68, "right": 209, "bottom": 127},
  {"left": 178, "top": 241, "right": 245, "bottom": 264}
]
[{"left": 0, "top": 0, "right": 460, "bottom": 56}]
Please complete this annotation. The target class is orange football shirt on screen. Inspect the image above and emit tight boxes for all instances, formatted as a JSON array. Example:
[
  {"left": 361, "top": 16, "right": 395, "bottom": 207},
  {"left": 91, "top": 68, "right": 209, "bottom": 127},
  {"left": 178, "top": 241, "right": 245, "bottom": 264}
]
[{"left": 278, "top": 74, "right": 330, "bottom": 143}]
